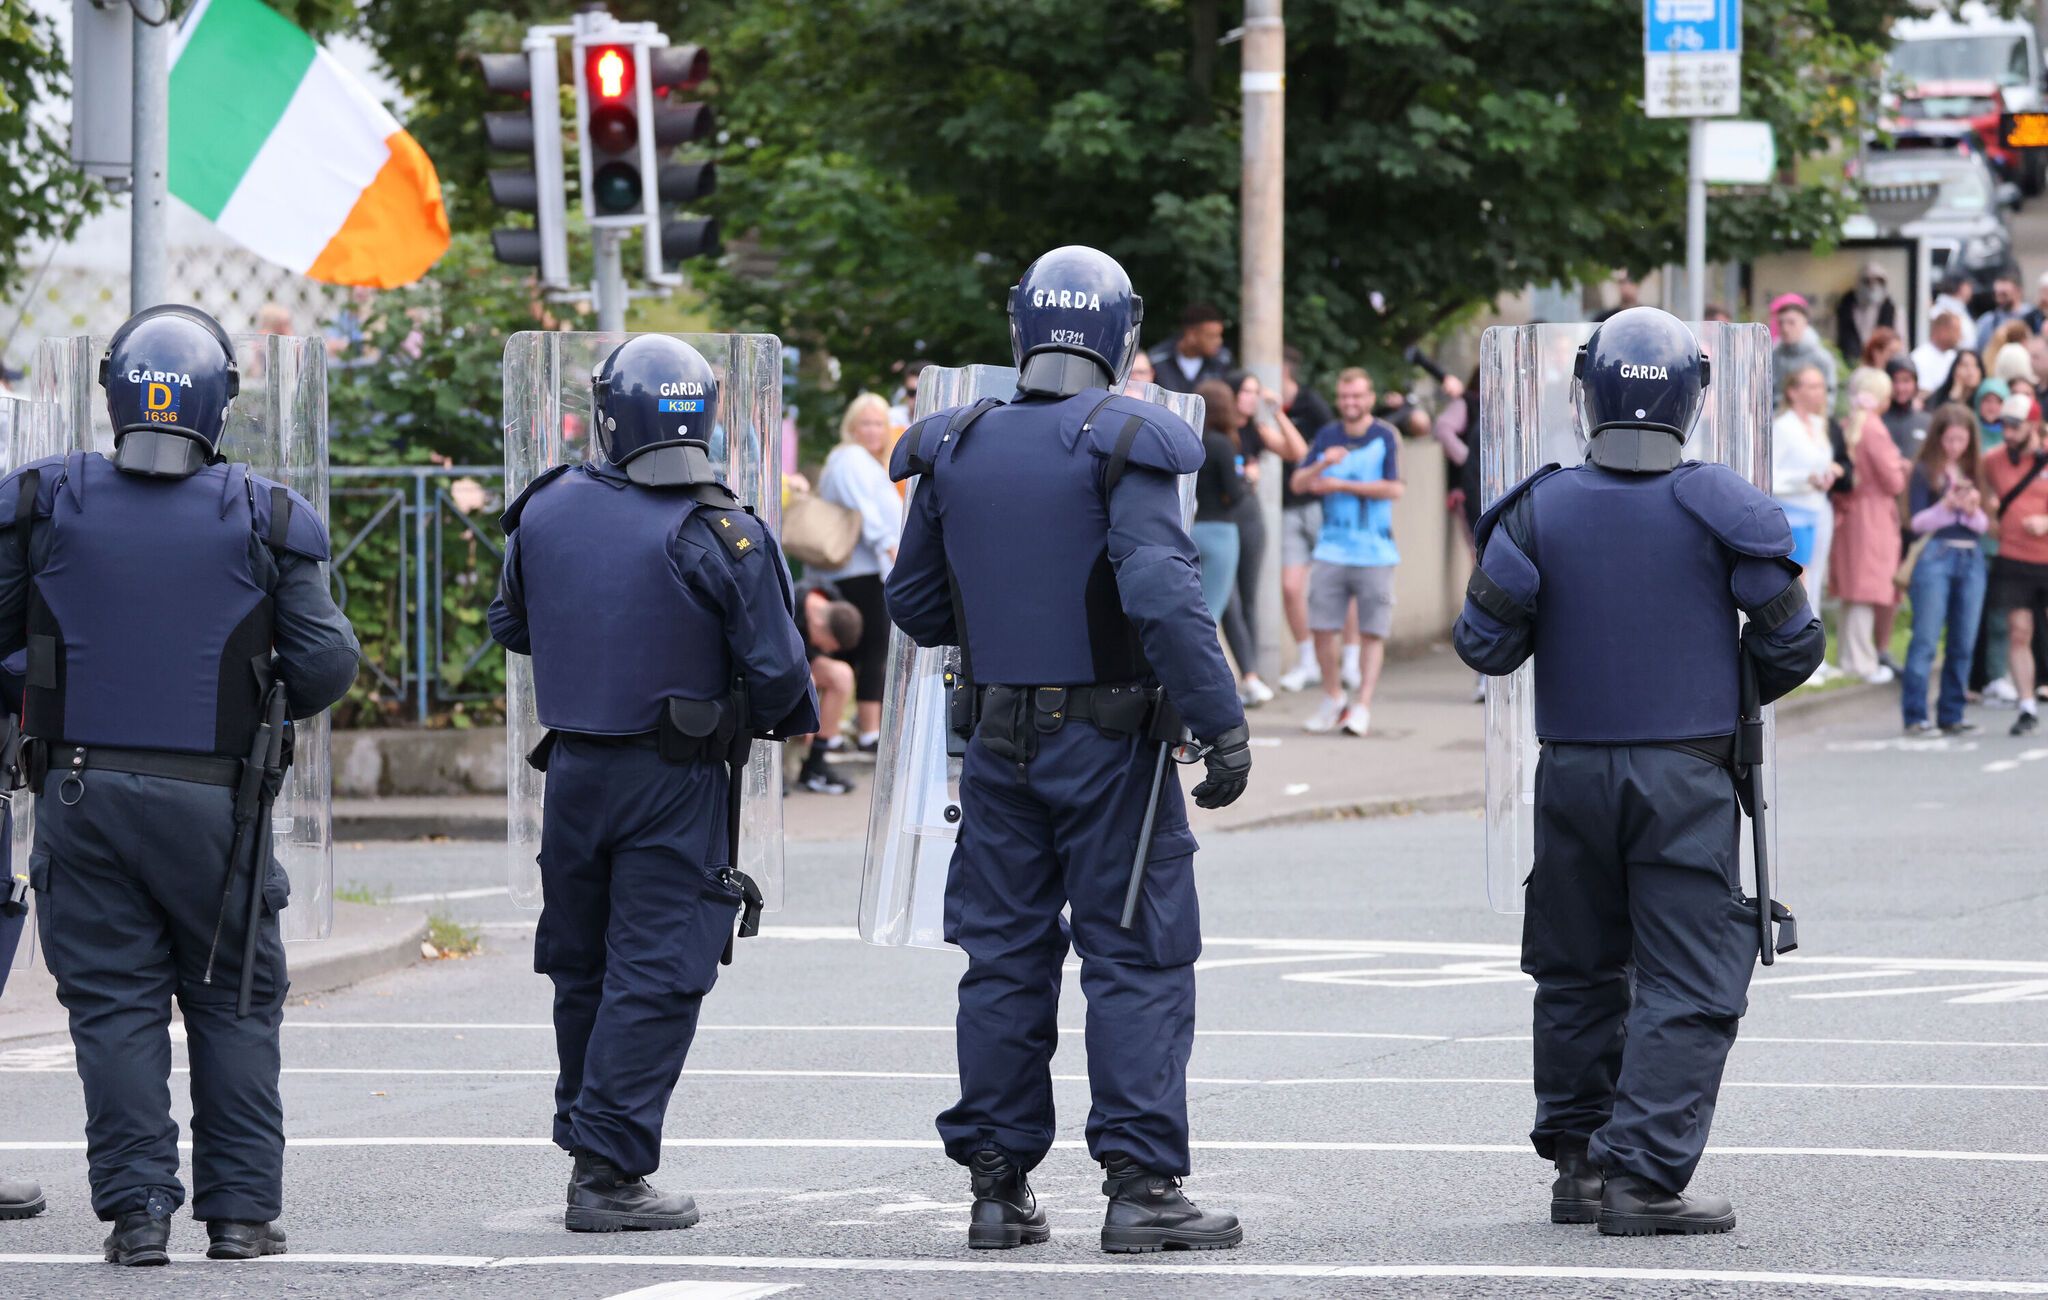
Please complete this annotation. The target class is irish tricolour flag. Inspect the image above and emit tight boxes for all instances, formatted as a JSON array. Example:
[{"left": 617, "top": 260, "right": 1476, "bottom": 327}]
[{"left": 169, "top": 0, "right": 449, "bottom": 287}]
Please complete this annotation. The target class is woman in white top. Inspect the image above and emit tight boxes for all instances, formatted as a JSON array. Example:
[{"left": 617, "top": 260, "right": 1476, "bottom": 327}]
[
  {"left": 812, "top": 392, "right": 903, "bottom": 749},
  {"left": 1771, "top": 365, "right": 1844, "bottom": 682}
]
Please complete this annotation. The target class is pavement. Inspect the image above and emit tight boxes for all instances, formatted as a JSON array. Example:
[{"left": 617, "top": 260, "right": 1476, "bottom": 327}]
[{"left": 9, "top": 672, "right": 2048, "bottom": 1297}]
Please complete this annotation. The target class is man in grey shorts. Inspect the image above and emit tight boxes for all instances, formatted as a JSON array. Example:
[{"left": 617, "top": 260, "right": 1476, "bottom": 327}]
[{"left": 1288, "top": 367, "right": 1403, "bottom": 736}]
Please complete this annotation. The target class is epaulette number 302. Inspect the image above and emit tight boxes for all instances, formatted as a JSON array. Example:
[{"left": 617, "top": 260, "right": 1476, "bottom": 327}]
[{"left": 712, "top": 513, "right": 757, "bottom": 561}]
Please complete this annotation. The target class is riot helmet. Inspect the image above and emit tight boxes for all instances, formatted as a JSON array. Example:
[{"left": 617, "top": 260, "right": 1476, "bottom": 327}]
[
  {"left": 1008, "top": 245, "right": 1145, "bottom": 397},
  {"left": 98, "top": 304, "right": 240, "bottom": 479},
  {"left": 1572, "top": 306, "right": 1710, "bottom": 473},
  {"left": 592, "top": 335, "right": 721, "bottom": 488}
]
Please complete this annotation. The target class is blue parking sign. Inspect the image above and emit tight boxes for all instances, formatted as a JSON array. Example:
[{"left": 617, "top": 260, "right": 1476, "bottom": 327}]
[{"left": 1644, "top": 0, "right": 1740, "bottom": 55}]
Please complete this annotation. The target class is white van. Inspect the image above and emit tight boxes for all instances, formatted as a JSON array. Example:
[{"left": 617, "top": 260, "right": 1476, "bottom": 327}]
[{"left": 1892, "top": 2, "right": 2046, "bottom": 191}]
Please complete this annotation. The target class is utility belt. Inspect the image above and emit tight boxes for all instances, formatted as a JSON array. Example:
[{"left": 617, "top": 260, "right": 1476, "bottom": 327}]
[
  {"left": 19, "top": 736, "right": 281, "bottom": 803},
  {"left": 973, "top": 682, "right": 1181, "bottom": 766},
  {"left": 1542, "top": 732, "right": 1736, "bottom": 766},
  {"left": 529, "top": 690, "right": 754, "bottom": 774}
]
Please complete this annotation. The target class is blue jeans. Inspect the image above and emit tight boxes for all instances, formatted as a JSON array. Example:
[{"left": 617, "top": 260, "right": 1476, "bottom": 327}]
[
  {"left": 1902, "top": 542, "right": 1987, "bottom": 728},
  {"left": 1191, "top": 521, "right": 1240, "bottom": 625}
]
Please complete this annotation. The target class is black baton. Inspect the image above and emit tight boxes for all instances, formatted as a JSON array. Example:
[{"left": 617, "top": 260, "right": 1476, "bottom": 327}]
[
  {"left": 237, "top": 684, "right": 291, "bottom": 1017},
  {"left": 1739, "top": 654, "right": 1776, "bottom": 968},
  {"left": 1118, "top": 739, "right": 1174, "bottom": 930}
]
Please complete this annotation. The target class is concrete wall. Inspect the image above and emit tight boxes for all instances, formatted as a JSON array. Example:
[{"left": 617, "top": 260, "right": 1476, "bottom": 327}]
[
  {"left": 333, "top": 727, "right": 507, "bottom": 799},
  {"left": 1388, "top": 433, "right": 1472, "bottom": 649}
]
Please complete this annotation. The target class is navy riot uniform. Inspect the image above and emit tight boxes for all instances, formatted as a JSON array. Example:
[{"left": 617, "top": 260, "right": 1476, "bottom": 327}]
[
  {"left": 1455, "top": 308, "right": 1824, "bottom": 1236},
  {"left": 488, "top": 335, "right": 816, "bottom": 1233},
  {"left": 885, "top": 247, "right": 1249, "bottom": 1254},
  {"left": 0, "top": 307, "right": 360, "bottom": 1264}
]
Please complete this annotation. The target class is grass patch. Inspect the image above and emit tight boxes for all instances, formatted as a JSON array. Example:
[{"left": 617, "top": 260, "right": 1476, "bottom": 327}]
[
  {"left": 423, "top": 913, "right": 481, "bottom": 960},
  {"left": 334, "top": 881, "right": 389, "bottom": 906}
]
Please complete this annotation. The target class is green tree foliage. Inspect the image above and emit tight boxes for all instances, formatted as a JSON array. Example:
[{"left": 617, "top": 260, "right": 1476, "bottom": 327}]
[
  {"left": 698, "top": 0, "right": 1933, "bottom": 390},
  {"left": 322, "top": 230, "right": 590, "bottom": 723},
  {"left": 0, "top": 1, "right": 102, "bottom": 304}
]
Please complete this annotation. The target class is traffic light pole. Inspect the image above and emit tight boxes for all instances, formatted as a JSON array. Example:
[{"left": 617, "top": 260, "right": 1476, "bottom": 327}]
[
  {"left": 130, "top": 2, "right": 171, "bottom": 312},
  {"left": 594, "top": 228, "right": 628, "bottom": 333}
]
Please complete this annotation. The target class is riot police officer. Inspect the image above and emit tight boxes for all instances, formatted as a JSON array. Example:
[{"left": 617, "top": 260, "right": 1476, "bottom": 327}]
[
  {"left": 1454, "top": 308, "right": 1824, "bottom": 1235},
  {"left": 489, "top": 335, "right": 817, "bottom": 1233},
  {"left": 885, "top": 246, "right": 1251, "bottom": 1254},
  {"left": 0, "top": 306, "right": 360, "bottom": 1264}
]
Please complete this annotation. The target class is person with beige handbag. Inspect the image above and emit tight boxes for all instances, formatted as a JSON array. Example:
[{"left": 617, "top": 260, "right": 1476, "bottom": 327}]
[{"left": 809, "top": 393, "right": 904, "bottom": 749}]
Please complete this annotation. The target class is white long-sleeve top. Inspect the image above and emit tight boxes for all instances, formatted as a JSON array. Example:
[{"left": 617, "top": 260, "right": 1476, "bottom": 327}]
[
  {"left": 1771, "top": 409, "right": 1832, "bottom": 516},
  {"left": 812, "top": 442, "right": 902, "bottom": 581}
]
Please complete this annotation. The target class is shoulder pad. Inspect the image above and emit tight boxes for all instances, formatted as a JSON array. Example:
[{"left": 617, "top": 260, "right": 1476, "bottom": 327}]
[
  {"left": 0, "top": 455, "right": 68, "bottom": 531},
  {"left": 889, "top": 400, "right": 1003, "bottom": 481},
  {"left": 1472, "top": 463, "right": 1562, "bottom": 554},
  {"left": 693, "top": 501, "right": 766, "bottom": 562},
  {"left": 888, "top": 411, "right": 950, "bottom": 481},
  {"left": 1084, "top": 395, "right": 1202, "bottom": 476},
  {"left": 1672, "top": 462, "right": 1792, "bottom": 558},
  {"left": 499, "top": 464, "right": 574, "bottom": 534},
  {"left": 248, "top": 474, "right": 332, "bottom": 562}
]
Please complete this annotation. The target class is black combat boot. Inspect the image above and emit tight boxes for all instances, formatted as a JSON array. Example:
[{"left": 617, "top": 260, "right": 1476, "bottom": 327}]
[
  {"left": 966, "top": 1149, "right": 1048, "bottom": 1250},
  {"left": 206, "top": 1220, "right": 287, "bottom": 1260},
  {"left": 103, "top": 1192, "right": 176, "bottom": 1267},
  {"left": 1549, "top": 1138, "right": 1602, "bottom": 1224},
  {"left": 1099, "top": 1154, "right": 1243, "bottom": 1254},
  {"left": 565, "top": 1151, "right": 700, "bottom": 1232},
  {"left": 1598, "top": 1172, "right": 1736, "bottom": 1236},
  {"left": 0, "top": 1174, "right": 44, "bottom": 1219}
]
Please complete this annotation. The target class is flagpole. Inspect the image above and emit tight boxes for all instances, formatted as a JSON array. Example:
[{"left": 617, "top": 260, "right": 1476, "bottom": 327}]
[{"left": 131, "top": 0, "right": 173, "bottom": 311}]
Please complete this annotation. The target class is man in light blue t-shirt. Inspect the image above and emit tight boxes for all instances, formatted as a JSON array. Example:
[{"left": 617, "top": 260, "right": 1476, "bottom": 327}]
[{"left": 1288, "top": 367, "right": 1403, "bottom": 736}]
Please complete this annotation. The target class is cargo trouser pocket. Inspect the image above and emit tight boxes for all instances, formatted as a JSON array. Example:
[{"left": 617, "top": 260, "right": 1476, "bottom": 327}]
[{"left": 664, "top": 871, "right": 744, "bottom": 996}]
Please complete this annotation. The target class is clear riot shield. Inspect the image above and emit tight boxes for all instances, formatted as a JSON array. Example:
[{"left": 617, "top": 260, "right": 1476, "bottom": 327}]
[
  {"left": 1479, "top": 321, "right": 1777, "bottom": 913},
  {"left": 858, "top": 372, "right": 1204, "bottom": 950},
  {"left": 502, "top": 332, "right": 786, "bottom": 912},
  {"left": 27, "top": 334, "right": 335, "bottom": 941},
  {"left": 1, "top": 395, "right": 37, "bottom": 970}
]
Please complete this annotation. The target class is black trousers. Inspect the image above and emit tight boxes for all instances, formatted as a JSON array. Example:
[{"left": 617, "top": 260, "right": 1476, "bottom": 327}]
[
  {"left": 1523, "top": 743, "right": 1759, "bottom": 1193},
  {"left": 832, "top": 572, "right": 890, "bottom": 706},
  {"left": 33, "top": 771, "right": 289, "bottom": 1223}
]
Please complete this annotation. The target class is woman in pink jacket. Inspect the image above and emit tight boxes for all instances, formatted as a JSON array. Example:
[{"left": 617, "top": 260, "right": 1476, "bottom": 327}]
[{"left": 1832, "top": 367, "right": 1912, "bottom": 681}]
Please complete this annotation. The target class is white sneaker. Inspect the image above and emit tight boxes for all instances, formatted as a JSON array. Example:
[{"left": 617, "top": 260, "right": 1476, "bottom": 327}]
[
  {"left": 1278, "top": 664, "right": 1320, "bottom": 692},
  {"left": 1904, "top": 719, "right": 1939, "bottom": 736},
  {"left": 1471, "top": 674, "right": 1487, "bottom": 704},
  {"left": 1304, "top": 697, "right": 1346, "bottom": 733},
  {"left": 1861, "top": 666, "right": 1895, "bottom": 685},
  {"left": 1240, "top": 676, "right": 1275, "bottom": 708},
  {"left": 1341, "top": 663, "right": 1362, "bottom": 691},
  {"left": 1340, "top": 704, "right": 1371, "bottom": 737},
  {"left": 1984, "top": 676, "right": 2019, "bottom": 704}
]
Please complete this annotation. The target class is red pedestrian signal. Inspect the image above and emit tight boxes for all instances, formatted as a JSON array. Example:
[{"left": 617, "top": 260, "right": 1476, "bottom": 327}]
[{"left": 590, "top": 46, "right": 631, "bottom": 101}]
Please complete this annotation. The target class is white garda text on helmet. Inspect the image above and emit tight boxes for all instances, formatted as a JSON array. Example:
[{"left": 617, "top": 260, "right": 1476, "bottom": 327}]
[
  {"left": 1031, "top": 289, "right": 1103, "bottom": 311},
  {"left": 1618, "top": 364, "right": 1669, "bottom": 380}
]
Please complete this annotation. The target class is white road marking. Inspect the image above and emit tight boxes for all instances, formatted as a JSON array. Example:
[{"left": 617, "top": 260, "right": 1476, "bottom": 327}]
[
  {"left": 11, "top": 1066, "right": 2047, "bottom": 1094},
  {"left": 386, "top": 886, "right": 511, "bottom": 904},
  {"left": 5, "top": 1137, "right": 2048, "bottom": 1163},
  {"left": 273, "top": 1021, "right": 2048, "bottom": 1049},
  {"left": 0, "top": 1253, "right": 2044, "bottom": 1293},
  {"left": 1983, "top": 760, "right": 2021, "bottom": 773},
  {"left": 600, "top": 1283, "right": 796, "bottom": 1300}
]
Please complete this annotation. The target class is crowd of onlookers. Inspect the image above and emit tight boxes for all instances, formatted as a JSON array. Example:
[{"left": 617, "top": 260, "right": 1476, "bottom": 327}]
[
  {"left": 784, "top": 274, "right": 2048, "bottom": 792},
  {"left": 1770, "top": 277, "right": 2048, "bottom": 739}
]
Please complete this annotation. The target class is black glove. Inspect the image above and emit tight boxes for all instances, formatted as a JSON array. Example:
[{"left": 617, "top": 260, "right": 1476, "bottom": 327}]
[{"left": 1188, "top": 723, "right": 1251, "bottom": 809}]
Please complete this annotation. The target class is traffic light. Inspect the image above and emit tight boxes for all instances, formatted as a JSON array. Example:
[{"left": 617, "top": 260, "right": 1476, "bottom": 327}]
[
  {"left": 646, "top": 45, "right": 720, "bottom": 282},
  {"left": 574, "top": 27, "right": 720, "bottom": 283},
  {"left": 479, "top": 41, "right": 569, "bottom": 286}
]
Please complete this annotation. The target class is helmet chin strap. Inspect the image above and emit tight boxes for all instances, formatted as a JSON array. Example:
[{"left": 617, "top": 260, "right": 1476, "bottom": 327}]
[
  {"left": 1586, "top": 426, "right": 1685, "bottom": 473},
  {"left": 1018, "top": 351, "right": 1113, "bottom": 399}
]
